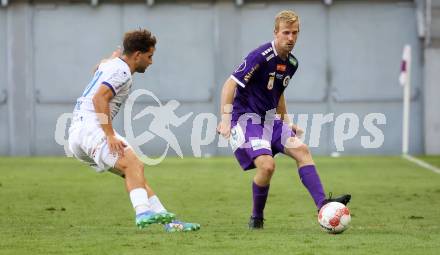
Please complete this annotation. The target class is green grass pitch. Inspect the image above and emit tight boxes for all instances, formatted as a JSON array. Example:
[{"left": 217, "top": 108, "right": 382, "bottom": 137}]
[{"left": 1, "top": 156, "right": 440, "bottom": 255}]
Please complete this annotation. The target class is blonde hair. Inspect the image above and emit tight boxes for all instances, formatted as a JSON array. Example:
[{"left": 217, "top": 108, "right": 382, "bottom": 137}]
[{"left": 274, "top": 10, "right": 300, "bottom": 32}]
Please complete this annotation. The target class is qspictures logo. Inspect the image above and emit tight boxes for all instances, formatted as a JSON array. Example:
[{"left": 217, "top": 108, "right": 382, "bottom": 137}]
[{"left": 55, "top": 89, "right": 386, "bottom": 165}]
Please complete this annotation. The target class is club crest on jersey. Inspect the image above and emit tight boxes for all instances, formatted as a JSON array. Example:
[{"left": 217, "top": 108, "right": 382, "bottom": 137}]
[
  {"left": 289, "top": 56, "right": 297, "bottom": 66},
  {"left": 267, "top": 72, "right": 275, "bottom": 90},
  {"left": 283, "top": 76, "right": 291, "bottom": 87},
  {"left": 267, "top": 77, "right": 275, "bottom": 90}
]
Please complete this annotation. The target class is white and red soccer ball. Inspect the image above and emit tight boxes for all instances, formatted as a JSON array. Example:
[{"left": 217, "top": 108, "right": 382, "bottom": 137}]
[{"left": 318, "top": 202, "right": 351, "bottom": 234}]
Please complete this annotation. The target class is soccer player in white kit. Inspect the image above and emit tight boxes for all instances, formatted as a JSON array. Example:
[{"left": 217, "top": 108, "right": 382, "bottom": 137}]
[{"left": 68, "top": 29, "right": 200, "bottom": 232}]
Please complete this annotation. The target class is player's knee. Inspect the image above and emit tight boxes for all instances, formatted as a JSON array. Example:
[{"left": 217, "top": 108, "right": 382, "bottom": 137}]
[
  {"left": 130, "top": 158, "right": 144, "bottom": 175},
  {"left": 132, "top": 157, "right": 144, "bottom": 171},
  {"left": 293, "top": 144, "right": 313, "bottom": 164},
  {"left": 123, "top": 164, "right": 144, "bottom": 179},
  {"left": 288, "top": 143, "right": 309, "bottom": 157},
  {"left": 298, "top": 144, "right": 311, "bottom": 156},
  {"left": 116, "top": 152, "right": 144, "bottom": 174},
  {"left": 259, "top": 160, "right": 276, "bottom": 176}
]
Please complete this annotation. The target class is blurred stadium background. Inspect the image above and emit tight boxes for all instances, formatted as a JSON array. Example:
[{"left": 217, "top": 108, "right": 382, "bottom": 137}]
[{"left": 0, "top": 0, "right": 438, "bottom": 157}]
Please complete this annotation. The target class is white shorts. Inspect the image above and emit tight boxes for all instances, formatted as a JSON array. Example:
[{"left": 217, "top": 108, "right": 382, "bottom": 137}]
[{"left": 68, "top": 113, "right": 131, "bottom": 173}]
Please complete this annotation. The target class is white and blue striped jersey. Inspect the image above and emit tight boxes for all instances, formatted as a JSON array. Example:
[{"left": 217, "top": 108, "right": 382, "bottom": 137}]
[{"left": 73, "top": 57, "right": 132, "bottom": 120}]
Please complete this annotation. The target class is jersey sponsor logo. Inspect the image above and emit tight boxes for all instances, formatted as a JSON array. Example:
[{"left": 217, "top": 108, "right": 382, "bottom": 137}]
[
  {"left": 283, "top": 76, "right": 291, "bottom": 87},
  {"left": 244, "top": 64, "right": 259, "bottom": 83},
  {"left": 251, "top": 139, "right": 271, "bottom": 151},
  {"left": 266, "top": 53, "right": 275, "bottom": 62},
  {"left": 261, "top": 47, "right": 273, "bottom": 56},
  {"left": 289, "top": 56, "right": 297, "bottom": 66},
  {"left": 234, "top": 60, "right": 247, "bottom": 73},
  {"left": 276, "top": 64, "right": 286, "bottom": 72}
]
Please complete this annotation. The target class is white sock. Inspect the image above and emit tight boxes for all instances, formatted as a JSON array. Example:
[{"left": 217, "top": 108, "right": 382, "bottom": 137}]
[
  {"left": 148, "top": 195, "right": 167, "bottom": 213},
  {"left": 129, "top": 188, "right": 151, "bottom": 215}
]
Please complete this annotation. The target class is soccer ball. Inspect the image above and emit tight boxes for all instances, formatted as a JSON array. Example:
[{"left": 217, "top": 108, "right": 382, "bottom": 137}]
[{"left": 318, "top": 202, "right": 351, "bottom": 234}]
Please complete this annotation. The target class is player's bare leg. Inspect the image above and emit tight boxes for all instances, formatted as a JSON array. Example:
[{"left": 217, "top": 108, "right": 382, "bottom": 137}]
[
  {"left": 109, "top": 168, "right": 161, "bottom": 201},
  {"left": 284, "top": 137, "right": 351, "bottom": 210},
  {"left": 112, "top": 149, "right": 199, "bottom": 232},
  {"left": 254, "top": 155, "right": 276, "bottom": 186},
  {"left": 114, "top": 149, "right": 175, "bottom": 228},
  {"left": 248, "top": 155, "right": 275, "bottom": 229}
]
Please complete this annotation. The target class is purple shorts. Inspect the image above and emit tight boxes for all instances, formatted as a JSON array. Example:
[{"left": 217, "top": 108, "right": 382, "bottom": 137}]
[{"left": 230, "top": 117, "right": 295, "bottom": 170}]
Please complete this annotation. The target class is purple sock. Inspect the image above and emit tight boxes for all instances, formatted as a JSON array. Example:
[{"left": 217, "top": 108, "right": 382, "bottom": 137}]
[
  {"left": 298, "top": 165, "right": 326, "bottom": 209},
  {"left": 252, "top": 181, "right": 270, "bottom": 219}
]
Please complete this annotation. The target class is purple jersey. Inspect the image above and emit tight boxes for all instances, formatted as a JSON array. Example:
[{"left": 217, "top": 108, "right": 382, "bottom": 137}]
[{"left": 230, "top": 41, "right": 298, "bottom": 122}]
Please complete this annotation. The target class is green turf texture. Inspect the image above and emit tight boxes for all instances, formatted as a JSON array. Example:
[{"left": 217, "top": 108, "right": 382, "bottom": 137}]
[{"left": 1, "top": 156, "right": 439, "bottom": 255}]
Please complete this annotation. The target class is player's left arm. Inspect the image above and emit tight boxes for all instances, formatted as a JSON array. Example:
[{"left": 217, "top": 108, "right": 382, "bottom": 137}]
[{"left": 276, "top": 93, "right": 304, "bottom": 138}]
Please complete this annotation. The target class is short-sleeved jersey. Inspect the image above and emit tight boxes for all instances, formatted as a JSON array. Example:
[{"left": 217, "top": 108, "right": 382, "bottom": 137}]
[
  {"left": 230, "top": 41, "right": 298, "bottom": 122},
  {"left": 73, "top": 57, "right": 133, "bottom": 119}
]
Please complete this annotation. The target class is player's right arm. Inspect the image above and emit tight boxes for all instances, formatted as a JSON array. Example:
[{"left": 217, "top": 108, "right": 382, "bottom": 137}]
[
  {"left": 93, "top": 85, "right": 126, "bottom": 156},
  {"left": 217, "top": 51, "right": 263, "bottom": 138},
  {"left": 217, "top": 78, "right": 237, "bottom": 138}
]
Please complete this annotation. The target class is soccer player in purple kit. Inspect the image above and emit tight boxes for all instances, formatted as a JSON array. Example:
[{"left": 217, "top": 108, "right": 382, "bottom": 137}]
[{"left": 217, "top": 10, "right": 351, "bottom": 229}]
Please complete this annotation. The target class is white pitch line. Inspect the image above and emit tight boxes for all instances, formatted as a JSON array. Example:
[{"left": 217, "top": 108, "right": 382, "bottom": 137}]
[{"left": 402, "top": 154, "right": 440, "bottom": 174}]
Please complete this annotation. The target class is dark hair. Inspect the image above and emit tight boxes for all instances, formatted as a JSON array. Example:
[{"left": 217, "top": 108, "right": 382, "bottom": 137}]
[{"left": 123, "top": 29, "right": 156, "bottom": 55}]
